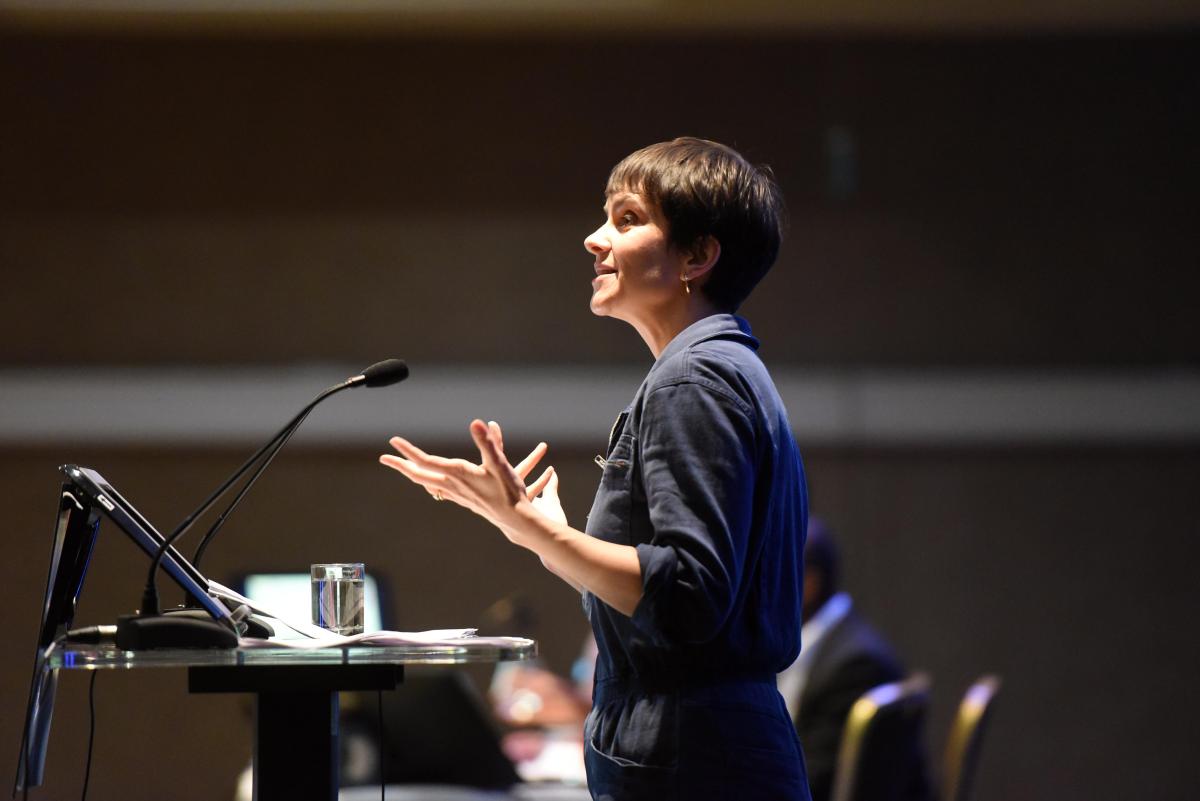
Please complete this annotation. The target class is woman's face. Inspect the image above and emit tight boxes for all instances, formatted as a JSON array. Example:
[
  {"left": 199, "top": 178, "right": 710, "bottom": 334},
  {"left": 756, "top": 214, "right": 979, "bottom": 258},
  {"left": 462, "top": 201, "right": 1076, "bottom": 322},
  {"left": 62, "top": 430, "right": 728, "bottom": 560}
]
[{"left": 584, "top": 191, "right": 687, "bottom": 324}]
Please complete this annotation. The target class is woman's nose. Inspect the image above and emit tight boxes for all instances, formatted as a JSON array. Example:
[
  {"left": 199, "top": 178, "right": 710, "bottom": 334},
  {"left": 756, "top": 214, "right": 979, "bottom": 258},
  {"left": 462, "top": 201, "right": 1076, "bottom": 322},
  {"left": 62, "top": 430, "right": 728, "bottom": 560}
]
[{"left": 584, "top": 224, "right": 609, "bottom": 256}]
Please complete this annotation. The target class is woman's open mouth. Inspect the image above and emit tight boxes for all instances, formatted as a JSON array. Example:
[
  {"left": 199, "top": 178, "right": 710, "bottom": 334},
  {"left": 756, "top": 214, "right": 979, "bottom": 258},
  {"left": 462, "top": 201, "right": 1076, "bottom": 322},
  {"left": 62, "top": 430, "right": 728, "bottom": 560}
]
[{"left": 592, "top": 265, "right": 617, "bottom": 287}]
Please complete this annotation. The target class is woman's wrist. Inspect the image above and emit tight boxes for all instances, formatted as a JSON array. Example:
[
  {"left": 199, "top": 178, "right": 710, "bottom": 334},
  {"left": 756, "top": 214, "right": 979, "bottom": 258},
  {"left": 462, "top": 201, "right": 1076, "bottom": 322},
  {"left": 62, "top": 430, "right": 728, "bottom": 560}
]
[{"left": 501, "top": 500, "right": 559, "bottom": 551}]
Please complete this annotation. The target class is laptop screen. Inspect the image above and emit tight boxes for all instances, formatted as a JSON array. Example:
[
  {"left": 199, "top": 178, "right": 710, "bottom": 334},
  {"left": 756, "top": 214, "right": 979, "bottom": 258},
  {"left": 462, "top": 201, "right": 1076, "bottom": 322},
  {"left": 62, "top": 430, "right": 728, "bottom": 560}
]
[{"left": 17, "top": 465, "right": 233, "bottom": 793}]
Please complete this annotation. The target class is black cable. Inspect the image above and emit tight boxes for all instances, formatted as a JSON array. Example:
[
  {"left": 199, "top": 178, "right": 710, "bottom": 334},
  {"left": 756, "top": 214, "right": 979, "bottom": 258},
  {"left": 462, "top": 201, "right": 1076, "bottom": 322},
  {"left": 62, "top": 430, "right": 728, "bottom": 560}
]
[
  {"left": 377, "top": 690, "right": 385, "bottom": 801},
  {"left": 81, "top": 671, "right": 97, "bottom": 801},
  {"left": 189, "top": 357, "right": 408, "bottom": 572},
  {"left": 191, "top": 403, "right": 318, "bottom": 569},
  {"left": 147, "top": 382, "right": 346, "bottom": 614}
]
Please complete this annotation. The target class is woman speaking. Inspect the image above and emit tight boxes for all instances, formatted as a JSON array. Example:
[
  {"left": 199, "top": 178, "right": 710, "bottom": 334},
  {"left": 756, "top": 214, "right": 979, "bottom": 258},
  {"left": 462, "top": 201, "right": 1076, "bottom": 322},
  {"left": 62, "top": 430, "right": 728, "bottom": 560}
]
[{"left": 381, "top": 137, "right": 810, "bottom": 800}]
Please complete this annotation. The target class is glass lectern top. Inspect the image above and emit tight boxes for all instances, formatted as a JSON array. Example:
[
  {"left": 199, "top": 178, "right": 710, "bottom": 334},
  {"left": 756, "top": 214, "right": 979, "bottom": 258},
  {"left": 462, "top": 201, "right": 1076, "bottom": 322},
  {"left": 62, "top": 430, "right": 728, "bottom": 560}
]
[{"left": 47, "top": 639, "right": 537, "bottom": 671}]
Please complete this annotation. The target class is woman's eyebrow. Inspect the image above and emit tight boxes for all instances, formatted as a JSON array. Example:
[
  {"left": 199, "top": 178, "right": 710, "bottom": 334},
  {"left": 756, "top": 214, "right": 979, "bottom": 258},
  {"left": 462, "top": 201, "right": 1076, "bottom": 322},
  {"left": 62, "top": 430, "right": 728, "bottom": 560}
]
[{"left": 604, "top": 192, "right": 637, "bottom": 214}]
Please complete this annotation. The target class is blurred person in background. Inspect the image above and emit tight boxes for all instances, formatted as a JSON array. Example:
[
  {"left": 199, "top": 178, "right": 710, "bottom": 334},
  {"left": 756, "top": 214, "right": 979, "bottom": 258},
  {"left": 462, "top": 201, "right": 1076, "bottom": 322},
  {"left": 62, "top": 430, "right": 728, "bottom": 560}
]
[
  {"left": 382, "top": 137, "right": 808, "bottom": 800},
  {"left": 490, "top": 636, "right": 596, "bottom": 784},
  {"left": 778, "top": 519, "right": 931, "bottom": 801}
]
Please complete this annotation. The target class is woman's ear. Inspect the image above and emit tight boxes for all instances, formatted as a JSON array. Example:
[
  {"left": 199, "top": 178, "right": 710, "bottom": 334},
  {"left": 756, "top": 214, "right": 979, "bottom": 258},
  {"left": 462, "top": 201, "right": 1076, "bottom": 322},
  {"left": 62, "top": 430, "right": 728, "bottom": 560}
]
[{"left": 684, "top": 235, "right": 721, "bottom": 282}]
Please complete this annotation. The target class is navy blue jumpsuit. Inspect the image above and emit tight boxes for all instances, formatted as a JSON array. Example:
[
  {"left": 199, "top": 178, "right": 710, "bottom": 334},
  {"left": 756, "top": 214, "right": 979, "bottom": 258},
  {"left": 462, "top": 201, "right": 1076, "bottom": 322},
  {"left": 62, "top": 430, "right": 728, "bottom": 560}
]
[{"left": 582, "top": 313, "right": 811, "bottom": 801}]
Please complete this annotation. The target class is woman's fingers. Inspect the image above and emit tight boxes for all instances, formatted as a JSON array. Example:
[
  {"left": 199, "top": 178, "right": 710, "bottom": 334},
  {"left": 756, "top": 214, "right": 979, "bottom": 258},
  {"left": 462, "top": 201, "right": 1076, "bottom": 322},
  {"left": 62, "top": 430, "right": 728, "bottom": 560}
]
[
  {"left": 379, "top": 453, "right": 446, "bottom": 484},
  {"left": 470, "top": 420, "right": 526, "bottom": 505},
  {"left": 387, "top": 424, "right": 543, "bottom": 517},
  {"left": 474, "top": 422, "right": 546, "bottom": 481},
  {"left": 526, "top": 466, "right": 555, "bottom": 499},
  {"left": 488, "top": 420, "right": 505, "bottom": 455},
  {"left": 529, "top": 467, "right": 566, "bottom": 525},
  {"left": 514, "top": 442, "right": 549, "bottom": 481},
  {"left": 470, "top": 419, "right": 507, "bottom": 472},
  {"left": 389, "top": 436, "right": 460, "bottom": 470},
  {"left": 379, "top": 455, "right": 458, "bottom": 509}
]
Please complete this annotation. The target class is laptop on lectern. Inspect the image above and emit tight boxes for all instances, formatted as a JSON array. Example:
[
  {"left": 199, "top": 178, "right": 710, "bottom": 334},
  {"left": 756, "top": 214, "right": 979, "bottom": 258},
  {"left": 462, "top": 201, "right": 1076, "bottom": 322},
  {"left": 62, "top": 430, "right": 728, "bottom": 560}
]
[{"left": 14, "top": 465, "right": 235, "bottom": 793}]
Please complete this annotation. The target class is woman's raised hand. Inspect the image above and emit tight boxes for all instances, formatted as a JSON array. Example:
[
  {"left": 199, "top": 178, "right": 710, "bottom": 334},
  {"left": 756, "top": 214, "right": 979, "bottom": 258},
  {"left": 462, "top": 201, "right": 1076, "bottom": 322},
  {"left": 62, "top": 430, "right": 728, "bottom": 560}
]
[
  {"left": 483, "top": 420, "right": 566, "bottom": 524},
  {"left": 528, "top": 464, "right": 566, "bottom": 526},
  {"left": 380, "top": 419, "right": 563, "bottom": 533}
]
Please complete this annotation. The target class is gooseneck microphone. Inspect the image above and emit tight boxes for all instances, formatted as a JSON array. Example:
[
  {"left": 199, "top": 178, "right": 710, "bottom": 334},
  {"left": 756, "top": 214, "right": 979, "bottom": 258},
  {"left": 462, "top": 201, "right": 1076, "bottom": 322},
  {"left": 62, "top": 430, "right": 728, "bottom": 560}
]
[
  {"left": 115, "top": 359, "right": 408, "bottom": 649},
  {"left": 190, "top": 358, "right": 410, "bottom": 570}
]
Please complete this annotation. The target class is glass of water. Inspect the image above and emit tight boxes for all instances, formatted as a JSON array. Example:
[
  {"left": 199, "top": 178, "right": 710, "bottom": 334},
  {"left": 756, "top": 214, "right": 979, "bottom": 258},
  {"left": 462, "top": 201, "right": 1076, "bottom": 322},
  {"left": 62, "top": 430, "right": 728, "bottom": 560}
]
[{"left": 310, "top": 563, "right": 366, "bottom": 635}]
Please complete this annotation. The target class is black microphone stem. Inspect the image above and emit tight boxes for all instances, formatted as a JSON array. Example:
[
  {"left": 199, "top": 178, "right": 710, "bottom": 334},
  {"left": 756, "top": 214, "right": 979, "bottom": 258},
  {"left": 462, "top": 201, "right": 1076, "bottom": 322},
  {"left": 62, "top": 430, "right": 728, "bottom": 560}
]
[
  {"left": 191, "top": 403, "right": 317, "bottom": 569},
  {"left": 140, "top": 380, "right": 352, "bottom": 616},
  {"left": 190, "top": 359, "right": 409, "bottom": 572}
]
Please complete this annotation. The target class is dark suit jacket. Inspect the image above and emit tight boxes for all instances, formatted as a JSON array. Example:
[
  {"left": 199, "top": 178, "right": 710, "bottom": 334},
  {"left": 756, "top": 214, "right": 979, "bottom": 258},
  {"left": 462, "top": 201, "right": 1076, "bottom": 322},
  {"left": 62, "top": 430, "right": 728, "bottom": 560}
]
[{"left": 794, "top": 608, "right": 930, "bottom": 801}]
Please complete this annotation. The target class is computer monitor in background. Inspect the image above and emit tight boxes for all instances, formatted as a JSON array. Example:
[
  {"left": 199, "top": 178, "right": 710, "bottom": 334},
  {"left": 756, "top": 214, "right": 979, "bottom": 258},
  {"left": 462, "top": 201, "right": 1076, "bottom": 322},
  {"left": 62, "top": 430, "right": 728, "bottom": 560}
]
[{"left": 237, "top": 571, "right": 386, "bottom": 634}]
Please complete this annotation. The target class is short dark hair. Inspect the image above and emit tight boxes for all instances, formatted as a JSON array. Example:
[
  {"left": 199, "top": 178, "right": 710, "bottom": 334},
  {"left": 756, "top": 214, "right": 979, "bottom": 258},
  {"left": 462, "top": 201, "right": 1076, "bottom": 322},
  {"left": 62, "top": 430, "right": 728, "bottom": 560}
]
[{"left": 605, "top": 137, "right": 785, "bottom": 312}]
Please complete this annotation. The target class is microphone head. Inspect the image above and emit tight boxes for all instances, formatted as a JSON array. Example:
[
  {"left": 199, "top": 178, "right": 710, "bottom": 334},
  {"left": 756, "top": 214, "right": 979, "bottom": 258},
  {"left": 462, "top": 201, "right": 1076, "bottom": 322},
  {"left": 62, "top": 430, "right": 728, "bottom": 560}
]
[{"left": 361, "top": 358, "right": 409, "bottom": 388}]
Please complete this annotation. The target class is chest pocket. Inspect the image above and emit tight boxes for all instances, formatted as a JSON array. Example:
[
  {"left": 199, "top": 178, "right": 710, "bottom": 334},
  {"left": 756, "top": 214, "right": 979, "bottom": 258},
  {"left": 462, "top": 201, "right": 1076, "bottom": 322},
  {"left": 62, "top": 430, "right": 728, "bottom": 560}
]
[
  {"left": 585, "top": 423, "right": 636, "bottom": 545},
  {"left": 600, "top": 432, "right": 635, "bottom": 487}
]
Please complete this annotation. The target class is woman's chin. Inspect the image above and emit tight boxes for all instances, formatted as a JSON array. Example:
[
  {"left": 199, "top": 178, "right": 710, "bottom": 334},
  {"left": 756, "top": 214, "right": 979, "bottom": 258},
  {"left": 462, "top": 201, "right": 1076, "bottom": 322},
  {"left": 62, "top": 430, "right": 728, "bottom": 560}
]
[{"left": 589, "top": 292, "right": 614, "bottom": 317}]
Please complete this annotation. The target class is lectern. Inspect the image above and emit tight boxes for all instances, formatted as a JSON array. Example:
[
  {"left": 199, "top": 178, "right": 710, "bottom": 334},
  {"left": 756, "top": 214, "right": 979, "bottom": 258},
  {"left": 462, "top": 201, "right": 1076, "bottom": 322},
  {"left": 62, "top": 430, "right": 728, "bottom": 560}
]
[
  {"left": 41, "top": 640, "right": 535, "bottom": 801},
  {"left": 14, "top": 465, "right": 535, "bottom": 800}
]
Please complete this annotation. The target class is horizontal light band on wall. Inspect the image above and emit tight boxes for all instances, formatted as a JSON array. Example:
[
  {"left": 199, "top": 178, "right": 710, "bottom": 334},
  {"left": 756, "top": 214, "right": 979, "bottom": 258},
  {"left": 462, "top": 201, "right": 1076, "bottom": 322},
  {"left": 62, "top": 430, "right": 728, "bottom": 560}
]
[{"left": 1, "top": 365, "right": 1198, "bottom": 447}]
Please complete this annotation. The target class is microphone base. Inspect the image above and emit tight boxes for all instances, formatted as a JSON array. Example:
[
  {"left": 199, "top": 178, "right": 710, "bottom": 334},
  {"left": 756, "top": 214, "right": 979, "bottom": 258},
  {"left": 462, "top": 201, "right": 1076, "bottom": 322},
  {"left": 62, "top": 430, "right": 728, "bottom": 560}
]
[
  {"left": 115, "top": 611, "right": 238, "bottom": 650},
  {"left": 241, "top": 614, "right": 275, "bottom": 640}
]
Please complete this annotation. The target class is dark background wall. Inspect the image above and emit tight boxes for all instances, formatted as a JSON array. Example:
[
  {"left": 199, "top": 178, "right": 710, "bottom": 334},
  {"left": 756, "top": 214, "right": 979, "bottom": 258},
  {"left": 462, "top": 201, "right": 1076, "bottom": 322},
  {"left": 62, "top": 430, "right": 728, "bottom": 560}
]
[
  {"left": 2, "top": 22, "right": 1198, "bottom": 801},
  {"left": 2, "top": 34, "right": 1196, "bottom": 367}
]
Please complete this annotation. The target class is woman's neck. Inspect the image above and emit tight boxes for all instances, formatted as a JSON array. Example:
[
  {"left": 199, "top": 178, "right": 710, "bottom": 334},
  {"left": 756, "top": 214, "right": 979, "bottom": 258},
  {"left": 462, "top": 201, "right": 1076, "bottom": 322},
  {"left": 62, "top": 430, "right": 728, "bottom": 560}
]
[{"left": 630, "top": 295, "right": 721, "bottom": 359}]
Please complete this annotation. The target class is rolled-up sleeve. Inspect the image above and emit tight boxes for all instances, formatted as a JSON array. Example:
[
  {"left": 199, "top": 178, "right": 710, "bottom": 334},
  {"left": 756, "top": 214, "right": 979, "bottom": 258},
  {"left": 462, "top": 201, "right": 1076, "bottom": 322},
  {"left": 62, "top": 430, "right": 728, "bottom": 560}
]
[{"left": 630, "top": 378, "right": 757, "bottom": 646}]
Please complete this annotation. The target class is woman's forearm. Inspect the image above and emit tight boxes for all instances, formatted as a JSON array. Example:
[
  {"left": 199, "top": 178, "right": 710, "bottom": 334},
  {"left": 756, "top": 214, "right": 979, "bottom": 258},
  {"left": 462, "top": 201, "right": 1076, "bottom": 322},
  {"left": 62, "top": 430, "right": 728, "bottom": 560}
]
[
  {"left": 507, "top": 504, "right": 643, "bottom": 616},
  {"left": 538, "top": 554, "right": 584, "bottom": 594}
]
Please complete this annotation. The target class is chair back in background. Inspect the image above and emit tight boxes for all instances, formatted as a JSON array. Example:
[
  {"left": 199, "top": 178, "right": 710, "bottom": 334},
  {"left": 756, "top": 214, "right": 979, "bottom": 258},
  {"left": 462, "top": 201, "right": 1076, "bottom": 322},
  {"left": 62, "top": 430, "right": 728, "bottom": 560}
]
[
  {"left": 831, "top": 673, "right": 933, "bottom": 801},
  {"left": 942, "top": 675, "right": 1002, "bottom": 801}
]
